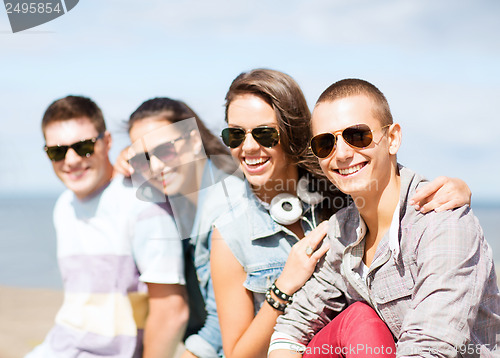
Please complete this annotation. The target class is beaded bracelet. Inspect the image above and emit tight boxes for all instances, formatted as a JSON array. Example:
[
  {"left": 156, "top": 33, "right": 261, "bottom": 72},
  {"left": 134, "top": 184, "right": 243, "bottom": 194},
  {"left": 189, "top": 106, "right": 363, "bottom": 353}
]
[
  {"left": 270, "top": 281, "right": 293, "bottom": 303},
  {"left": 265, "top": 288, "right": 288, "bottom": 312}
]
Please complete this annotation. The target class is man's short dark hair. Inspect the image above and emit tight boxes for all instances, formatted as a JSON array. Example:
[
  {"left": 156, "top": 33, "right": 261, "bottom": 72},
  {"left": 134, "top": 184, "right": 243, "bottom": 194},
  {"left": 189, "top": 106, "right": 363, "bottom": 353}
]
[
  {"left": 42, "top": 95, "right": 106, "bottom": 136},
  {"left": 316, "top": 79, "right": 393, "bottom": 126}
]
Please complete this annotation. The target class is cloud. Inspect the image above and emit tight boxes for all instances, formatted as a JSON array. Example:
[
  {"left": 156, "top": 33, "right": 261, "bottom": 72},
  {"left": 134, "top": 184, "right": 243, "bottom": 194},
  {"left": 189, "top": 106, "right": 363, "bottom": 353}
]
[
  {"left": 106, "top": 0, "right": 500, "bottom": 54},
  {"left": 1, "top": 1, "right": 499, "bottom": 200},
  {"left": 4, "top": 1, "right": 499, "bottom": 52}
]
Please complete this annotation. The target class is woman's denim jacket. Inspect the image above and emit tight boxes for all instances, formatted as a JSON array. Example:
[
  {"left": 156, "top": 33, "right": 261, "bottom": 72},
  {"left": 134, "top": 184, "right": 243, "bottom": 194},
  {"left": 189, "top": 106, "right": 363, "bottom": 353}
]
[
  {"left": 214, "top": 180, "right": 321, "bottom": 313},
  {"left": 165, "top": 159, "right": 247, "bottom": 357}
]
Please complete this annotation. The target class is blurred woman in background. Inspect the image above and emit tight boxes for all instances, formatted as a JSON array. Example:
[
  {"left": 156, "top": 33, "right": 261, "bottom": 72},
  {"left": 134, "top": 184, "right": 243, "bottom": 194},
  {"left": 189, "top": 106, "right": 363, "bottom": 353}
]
[{"left": 117, "top": 97, "right": 245, "bottom": 358}]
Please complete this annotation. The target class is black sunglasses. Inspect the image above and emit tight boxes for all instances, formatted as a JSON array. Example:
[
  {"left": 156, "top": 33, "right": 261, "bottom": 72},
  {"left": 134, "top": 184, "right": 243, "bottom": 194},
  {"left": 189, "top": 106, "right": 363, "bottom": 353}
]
[
  {"left": 44, "top": 132, "right": 105, "bottom": 162},
  {"left": 128, "top": 134, "right": 188, "bottom": 172},
  {"left": 221, "top": 127, "right": 279, "bottom": 148},
  {"left": 310, "top": 124, "right": 390, "bottom": 159}
]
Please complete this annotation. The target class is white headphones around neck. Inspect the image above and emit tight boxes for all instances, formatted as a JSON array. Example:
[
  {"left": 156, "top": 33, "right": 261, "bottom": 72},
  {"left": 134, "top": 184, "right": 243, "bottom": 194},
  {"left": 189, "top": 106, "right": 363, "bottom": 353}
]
[{"left": 268, "top": 176, "right": 324, "bottom": 226}]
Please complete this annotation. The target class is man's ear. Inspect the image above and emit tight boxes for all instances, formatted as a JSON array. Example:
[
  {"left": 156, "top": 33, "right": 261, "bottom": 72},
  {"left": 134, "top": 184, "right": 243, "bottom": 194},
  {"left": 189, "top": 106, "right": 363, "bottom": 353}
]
[
  {"left": 104, "top": 131, "right": 113, "bottom": 152},
  {"left": 387, "top": 123, "right": 401, "bottom": 155}
]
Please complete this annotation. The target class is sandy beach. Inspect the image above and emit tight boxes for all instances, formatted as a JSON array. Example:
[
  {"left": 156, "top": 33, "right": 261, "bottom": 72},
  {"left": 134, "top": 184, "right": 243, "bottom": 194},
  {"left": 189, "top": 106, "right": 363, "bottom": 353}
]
[
  {"left": 0, "top": 286, "right": 185, "bottom": 358},
  {"left": 0, "top": 286, "right": 62, "bottom": 358}
]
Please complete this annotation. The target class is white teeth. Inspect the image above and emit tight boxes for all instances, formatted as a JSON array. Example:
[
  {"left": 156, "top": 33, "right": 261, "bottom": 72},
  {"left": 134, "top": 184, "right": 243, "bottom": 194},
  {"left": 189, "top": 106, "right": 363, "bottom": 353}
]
[
  {"left": 244, "top": 158, "right": 267, "bottom": 165},
  {"left": 338, "top": 164, "right": 363, "bottom": 175}
]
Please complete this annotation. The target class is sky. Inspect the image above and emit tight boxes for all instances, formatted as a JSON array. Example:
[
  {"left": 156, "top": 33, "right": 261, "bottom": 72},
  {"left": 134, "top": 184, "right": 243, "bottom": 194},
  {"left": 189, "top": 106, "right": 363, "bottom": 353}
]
[{"left": 1, "top": 0, "right": 499, "bottom": 202}]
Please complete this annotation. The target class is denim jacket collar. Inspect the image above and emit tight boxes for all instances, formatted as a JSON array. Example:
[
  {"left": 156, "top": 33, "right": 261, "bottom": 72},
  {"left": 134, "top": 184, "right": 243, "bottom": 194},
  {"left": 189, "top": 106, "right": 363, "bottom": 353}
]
[{"left": 243, "top": 180, "right": 284, "bottom": 241}]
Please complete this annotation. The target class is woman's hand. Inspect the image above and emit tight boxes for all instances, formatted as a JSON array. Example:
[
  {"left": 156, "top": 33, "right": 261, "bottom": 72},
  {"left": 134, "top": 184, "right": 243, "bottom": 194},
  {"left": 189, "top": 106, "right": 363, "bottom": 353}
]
[
  {"left": 409, "top": 176, "right": 471, "bottom": 213},
  {"left": 275, "top": 221, "right": 330, "bottom": 296},
  {"left": 114, "top": 146, "right": 134, "bottom": 177}
]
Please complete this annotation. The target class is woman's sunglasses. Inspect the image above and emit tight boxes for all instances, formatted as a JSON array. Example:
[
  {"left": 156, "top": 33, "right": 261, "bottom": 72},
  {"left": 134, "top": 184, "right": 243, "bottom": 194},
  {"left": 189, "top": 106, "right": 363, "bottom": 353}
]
[
  {"left": 310, "top": 124, "right": 390, "bottom": 159},
  {"left": 221, "top": 127, "right": 279, "bottom": 148},
  {"left": 44, "top": 132, "right": 104, "bottom": 162},
  {"left": 128, "top": 135, "right": 188, "bottom": 172}
]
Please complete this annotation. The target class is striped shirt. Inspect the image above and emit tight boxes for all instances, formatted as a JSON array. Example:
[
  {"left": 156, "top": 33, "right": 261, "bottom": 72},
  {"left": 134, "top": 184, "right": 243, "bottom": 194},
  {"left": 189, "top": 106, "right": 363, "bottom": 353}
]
[{"left": 26, "top": 176, "right": 183, "bottom": 358}]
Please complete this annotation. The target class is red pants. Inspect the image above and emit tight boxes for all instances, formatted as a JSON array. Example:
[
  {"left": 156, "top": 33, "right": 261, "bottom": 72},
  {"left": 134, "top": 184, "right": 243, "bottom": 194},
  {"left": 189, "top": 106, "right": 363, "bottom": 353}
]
[{"left": 303, "top": 302, "right": 396, "bottom": 358}]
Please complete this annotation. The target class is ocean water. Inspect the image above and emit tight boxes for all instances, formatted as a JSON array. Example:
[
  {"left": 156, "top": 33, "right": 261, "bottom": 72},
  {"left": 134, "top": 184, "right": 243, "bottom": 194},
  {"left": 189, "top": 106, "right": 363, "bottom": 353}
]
[
  {"left": 0, "top": 195, "right": 499, "bottom": 289},
  {"left": 0, "top": 196, "right": 60, "bottom": 288}
]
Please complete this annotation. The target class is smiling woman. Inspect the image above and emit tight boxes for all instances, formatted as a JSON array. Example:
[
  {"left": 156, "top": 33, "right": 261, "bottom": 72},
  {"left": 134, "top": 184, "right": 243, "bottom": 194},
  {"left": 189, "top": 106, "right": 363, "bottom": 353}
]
[
  {"left": 129, "top": 118, "right": 203, "bottom": 198},
  {"left": 225, "top": 93, "right": 298, "bottom": 200},
  {"left": 118, "top": 97, "right": 246, "bottom": 358},
  {"left": 211, "top": 69, "right": 343, "bottom": 358}
]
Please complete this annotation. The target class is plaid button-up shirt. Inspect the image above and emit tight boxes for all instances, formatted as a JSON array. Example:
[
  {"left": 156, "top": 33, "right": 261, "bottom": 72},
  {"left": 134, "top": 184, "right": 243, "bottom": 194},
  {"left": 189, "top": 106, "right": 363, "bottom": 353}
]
[{"left": 274, "top": 166, "right": 500, "bottom": 357}]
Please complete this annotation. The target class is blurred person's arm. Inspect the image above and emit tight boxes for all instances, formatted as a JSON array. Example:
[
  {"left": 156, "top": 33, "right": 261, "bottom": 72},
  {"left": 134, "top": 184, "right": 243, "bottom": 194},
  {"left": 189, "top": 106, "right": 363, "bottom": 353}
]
[
  {"left": 143, "top": 283, "right": 189, "bottom": 358},
  {"left": 134, "top": 199, "right": 189, "bottom": 357}
]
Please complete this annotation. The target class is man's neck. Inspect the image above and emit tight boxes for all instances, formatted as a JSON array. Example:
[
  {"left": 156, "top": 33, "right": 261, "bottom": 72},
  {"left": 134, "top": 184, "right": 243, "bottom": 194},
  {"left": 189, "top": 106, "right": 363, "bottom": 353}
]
[{"left": 353, "top": 167, "right": 401, "bottom": 266}]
